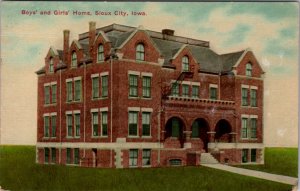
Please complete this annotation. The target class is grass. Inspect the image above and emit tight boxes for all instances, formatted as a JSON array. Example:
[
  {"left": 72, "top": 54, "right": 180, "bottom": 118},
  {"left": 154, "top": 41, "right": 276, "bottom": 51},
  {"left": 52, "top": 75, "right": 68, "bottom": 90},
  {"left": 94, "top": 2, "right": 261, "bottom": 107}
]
[
  {"left": 234, "top": 148, "right": 298, "bottom": 177},
  {"left": 0, "top": 146, "right": 294, "bottom": 191}
]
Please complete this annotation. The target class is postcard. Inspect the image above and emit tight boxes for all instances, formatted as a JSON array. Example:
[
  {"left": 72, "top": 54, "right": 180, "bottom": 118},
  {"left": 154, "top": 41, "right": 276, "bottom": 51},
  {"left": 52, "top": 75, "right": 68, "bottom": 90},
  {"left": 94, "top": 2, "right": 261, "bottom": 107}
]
[{"left": 0, "top": 1, "right": 298, "bottom": 191}]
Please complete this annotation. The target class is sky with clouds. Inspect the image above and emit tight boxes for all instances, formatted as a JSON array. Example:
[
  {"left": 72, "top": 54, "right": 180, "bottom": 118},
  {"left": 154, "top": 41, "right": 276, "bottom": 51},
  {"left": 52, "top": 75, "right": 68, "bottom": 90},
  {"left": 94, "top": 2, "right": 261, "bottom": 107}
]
[{"left": 1, "top": 2, "right": 298, "bottom": 146}]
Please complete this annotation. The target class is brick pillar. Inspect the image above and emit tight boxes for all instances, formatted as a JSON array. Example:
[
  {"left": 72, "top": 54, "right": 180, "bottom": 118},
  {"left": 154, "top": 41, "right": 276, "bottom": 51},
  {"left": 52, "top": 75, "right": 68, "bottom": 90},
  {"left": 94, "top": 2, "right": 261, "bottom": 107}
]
[
  {"left": 207, "top": 131, "right": 216, "bottom": 142},
  {"left": 229, "top": 132, "right": 237, "bottom": 143},
  {"left": 183, "top": 131, "right": 192, "bottom": 148}
]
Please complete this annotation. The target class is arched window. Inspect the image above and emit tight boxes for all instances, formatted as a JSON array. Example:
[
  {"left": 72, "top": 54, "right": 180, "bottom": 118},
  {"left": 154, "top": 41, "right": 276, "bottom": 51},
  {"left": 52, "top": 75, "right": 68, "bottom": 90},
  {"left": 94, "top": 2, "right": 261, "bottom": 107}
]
[
  {"left": 136, "top": 43, "right": 145, "bottom": 61},
  {"left": 97, "top": 44, "right": 104, "bottom": 62},
  {"left": 246, "top": 63, "right": 252, "bottom": 76},
  {"left": 182, "top": 56, "right": 189, "bottom": 72},
  {"left": 49, "top": 57, "right": 54, "bottom": 73},
  {"left": 71, "top": 51, "right": 77, "bottom": 68}
]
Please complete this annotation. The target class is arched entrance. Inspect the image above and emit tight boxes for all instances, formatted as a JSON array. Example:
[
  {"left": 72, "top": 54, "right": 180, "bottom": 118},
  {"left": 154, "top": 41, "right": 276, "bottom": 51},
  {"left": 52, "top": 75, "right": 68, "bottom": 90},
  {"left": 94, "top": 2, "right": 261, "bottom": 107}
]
[
  {"left": 191, "top": 118, "right": 209, "bottom": 152},
  {"left": 215, "top": 119, "right": 232, "bottom": 142},
  {"left": 165, "top": 117, "right": 185, "bottom": 139}
]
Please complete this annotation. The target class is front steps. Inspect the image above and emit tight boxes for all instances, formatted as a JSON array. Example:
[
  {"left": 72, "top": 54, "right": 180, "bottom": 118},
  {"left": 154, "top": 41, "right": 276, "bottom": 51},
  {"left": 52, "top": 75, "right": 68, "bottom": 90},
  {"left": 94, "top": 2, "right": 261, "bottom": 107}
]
[{"left": 201, "top": 153, "right": 219, "bottom": 164}]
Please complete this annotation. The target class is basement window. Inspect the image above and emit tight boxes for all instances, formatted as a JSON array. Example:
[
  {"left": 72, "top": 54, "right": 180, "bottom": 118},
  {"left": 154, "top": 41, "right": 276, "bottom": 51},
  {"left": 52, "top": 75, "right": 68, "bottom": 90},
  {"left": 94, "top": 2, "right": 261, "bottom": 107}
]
[{"left": 169, "top": 159, "right": 182, "bottom": 166}]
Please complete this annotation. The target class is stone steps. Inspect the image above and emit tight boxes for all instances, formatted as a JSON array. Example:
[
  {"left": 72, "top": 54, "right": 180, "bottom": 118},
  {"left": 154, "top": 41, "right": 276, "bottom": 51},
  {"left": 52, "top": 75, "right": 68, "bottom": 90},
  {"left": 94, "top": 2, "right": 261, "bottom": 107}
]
[{"left": 201, "top": 153, "right": 219, "bottom": 164}]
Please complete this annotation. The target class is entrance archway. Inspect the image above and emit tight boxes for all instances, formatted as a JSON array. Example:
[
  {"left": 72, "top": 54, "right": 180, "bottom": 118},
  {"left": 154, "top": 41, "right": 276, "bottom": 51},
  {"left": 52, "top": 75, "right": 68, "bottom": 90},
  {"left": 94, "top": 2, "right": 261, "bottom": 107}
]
[
  {"left": 165, "top": 117, "right": 185, "bottom": 139},
  {"left": 215, "top": 119, "right": 232, "bottom": 142},
  {"left": 191, "top": 118, "right": 209, "bottom": 152}
]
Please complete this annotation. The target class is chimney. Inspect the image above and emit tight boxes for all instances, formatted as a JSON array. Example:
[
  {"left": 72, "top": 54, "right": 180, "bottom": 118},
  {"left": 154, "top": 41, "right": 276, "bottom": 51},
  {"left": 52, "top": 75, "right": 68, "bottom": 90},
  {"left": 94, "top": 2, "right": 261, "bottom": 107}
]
[
  {"left": 89, "top": 21, "right": 96, "bottom": 54},
  {"left": 162, "top": 29, "right": 174, "bottom": 36},
  {"left": 63, "top": 29, "right": 70, "bottom": 63}
]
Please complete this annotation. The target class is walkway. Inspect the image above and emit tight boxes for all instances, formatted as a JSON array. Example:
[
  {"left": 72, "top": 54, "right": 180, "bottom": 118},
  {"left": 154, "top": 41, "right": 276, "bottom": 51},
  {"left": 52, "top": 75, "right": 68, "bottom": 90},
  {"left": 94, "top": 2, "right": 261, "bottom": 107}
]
[{"left": 202, "top": 164, "right": 298, "bottom": 185}]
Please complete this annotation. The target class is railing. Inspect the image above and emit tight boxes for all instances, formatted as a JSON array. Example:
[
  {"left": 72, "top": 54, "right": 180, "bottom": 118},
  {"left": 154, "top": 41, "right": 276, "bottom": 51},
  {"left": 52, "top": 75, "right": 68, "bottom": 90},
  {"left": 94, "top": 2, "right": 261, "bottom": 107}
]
[{"left": 165, "top": 96, "right": 235, "bottom": 106}]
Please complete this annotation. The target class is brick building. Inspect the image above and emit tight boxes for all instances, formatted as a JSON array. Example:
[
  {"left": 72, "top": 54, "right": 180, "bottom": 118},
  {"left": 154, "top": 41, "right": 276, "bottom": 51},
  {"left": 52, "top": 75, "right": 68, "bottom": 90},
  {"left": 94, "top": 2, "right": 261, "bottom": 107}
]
[{"left": 36, "top": 22, "right": 265, "bottom": 168}]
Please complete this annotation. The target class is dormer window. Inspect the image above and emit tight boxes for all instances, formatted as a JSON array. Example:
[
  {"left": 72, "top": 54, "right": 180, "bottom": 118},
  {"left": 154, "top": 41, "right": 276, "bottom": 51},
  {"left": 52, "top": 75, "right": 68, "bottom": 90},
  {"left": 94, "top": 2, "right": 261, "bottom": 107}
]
[
  {"left": 71, "top": 51, "right": 77, "bottom": 68},
  {"left": 136, "top": 43, "right": 145, "bottom": 61},
  {"left": 182, "top": 56, "right": 189, "bottom": 72},
  {"left": 97, "top": 44, "right": 104, "bottom": 62},
  {"left": 246, "top": 63, "right": 252, "bottom": 76},
  {"left": 49, "top": 57, "right": 54, "bottom": 73}
]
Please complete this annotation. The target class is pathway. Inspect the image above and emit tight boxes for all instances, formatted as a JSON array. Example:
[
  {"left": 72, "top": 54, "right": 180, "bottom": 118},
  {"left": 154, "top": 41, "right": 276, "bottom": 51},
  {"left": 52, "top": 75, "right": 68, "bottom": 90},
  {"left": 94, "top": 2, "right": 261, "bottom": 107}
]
[{"left": 202, "top": 164, "right": 298, "bottom": 185}]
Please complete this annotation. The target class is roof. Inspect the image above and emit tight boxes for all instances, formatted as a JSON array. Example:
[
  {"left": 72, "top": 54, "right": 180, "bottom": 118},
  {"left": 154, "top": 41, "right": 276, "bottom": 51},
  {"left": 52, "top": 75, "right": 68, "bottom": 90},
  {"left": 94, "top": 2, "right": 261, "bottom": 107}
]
[{"left": 38, "top": 24, "right": 248, "bottom": 75}]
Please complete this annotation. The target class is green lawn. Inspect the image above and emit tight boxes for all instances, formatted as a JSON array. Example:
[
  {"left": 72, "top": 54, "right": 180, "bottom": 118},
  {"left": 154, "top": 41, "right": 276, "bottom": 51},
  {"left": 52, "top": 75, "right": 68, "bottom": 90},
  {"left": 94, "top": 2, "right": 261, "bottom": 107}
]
[
  {"left": 0, "top": 146, "right": 294, "bottom": 191},
  {"left": 234, "top": 147, "right": 298, "bottom": 177}
]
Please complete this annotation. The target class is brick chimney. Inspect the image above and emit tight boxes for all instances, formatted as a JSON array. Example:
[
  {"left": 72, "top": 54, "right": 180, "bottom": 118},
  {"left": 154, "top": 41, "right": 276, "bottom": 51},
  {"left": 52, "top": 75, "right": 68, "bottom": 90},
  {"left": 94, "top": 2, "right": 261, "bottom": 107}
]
[
  {"left": 89, "top": 21, "right": 96, "bottom": 54},
  {"left": 63, "top": 29, "right": 70, "bottom": 63}
]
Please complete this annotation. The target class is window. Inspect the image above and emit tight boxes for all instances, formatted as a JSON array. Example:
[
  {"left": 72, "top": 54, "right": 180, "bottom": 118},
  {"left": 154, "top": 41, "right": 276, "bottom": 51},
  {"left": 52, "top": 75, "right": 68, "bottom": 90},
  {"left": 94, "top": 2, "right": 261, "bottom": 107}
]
[
  {"left": 246, "top": 63, "right": 252, "bottom": 76},
  {"left": 44, "top": 116, "right": 49, "bottom": 137},
  {"left": 191, "top": 121, "right": 199, "bottom": 138},
  {"left": 75, "top": 114, "right": 80, "bottom": 137},
  {"left": 136, "top": 43, "right": 145, "bottom": 61},
  {"left": 142, "top": 76, "right": 151, "bottom": 98},
  {"left": 102, "top": 75, "right": 108, "bottom": 97},
  {"left": 97, "top": 44, "right": 104, "bottom": 62},
  {"left": 74, "top": 148, "right": 80, "bottom": 165},
  {"left": 51, "top": 84, "right": 57, "bottom": 104},
  {"left": 129, "top": 75, "right": 138, "bottom": 97},
  {"left": 51, "top": 116, "right": 56, "bottom": 137},
  {"left": 142, "top": 112, "right": 151, "bottom": 136},
  {"left": 242, "top": 88, "right": 248, "bottom": 106},
  {"left": 242, "top": 149, "right": 248, "bottom": 163},
  {"left": 129, "top": 149, "right": 138, "bottom": 167},
  {"left": 128, "top": 111, "right": 138, "bottom": 136},
  {"left": 171, "top": 118, "right": 180, "bottom": 138},
  {"left": 92, "top": 112, "right": 99, "bottom": 136},
  {"left": 67, "top": 114, "right": 73, "bottom": 137},
  {"left": 92, "top": 77, "right": 99, "bottom": 99},
  {"left": 250, "top": 118, "right": 257, "bottom": 138},
  {"left": 250, "top": 89, "right": 257, "bottom": 107},
  {"left": 251, "top": 149, "right": 256, "bottom": 162},
  {"left": 210, "top": 87, "right": 217, "bottom": 100},
  {"left": 51, "top": 148, "right": 56, "bottom": 163},
  {"left": 44, "top": 86, "right": 50, "bottom": 104},
  {"left": 66, "top": 148, "right": 71, "bottom": 164},
  {"left": 182, "top": 84, "right": 189, "bottom": 97},
  {"left": 142, "top": 149, "right": 151, "bottom": 166},
  {"left": 101, "top": 112, "right": 108, "bottom": 136},
  {"left": 67, "top": 81, "right": 73, "bottom": 102},
  {"left": 182, "top": 56, "right": 189, "bottom": 72},
  {"left": 169, "top": 159, "right": 182, "bottom": 166},
  {"left": 49, "top": 58, "right": 54, "bottom": 73},
  {"left": 171, "top": 83, "right": 179, "bottom": 96},
  {"left": 192, "top": 86, "right": 199, "bottom": 98},
  {"left": 44, "top": 148, "right": 49, "bottom": 163},
  {"left": 241, "top": 118, "right": 248, "bottom": 139},
  {"left": 71, "top": 52, "right": 77, "bottom": 68},
  {"left": 74, "top": 79, "right": 81, "bottom": 101}
]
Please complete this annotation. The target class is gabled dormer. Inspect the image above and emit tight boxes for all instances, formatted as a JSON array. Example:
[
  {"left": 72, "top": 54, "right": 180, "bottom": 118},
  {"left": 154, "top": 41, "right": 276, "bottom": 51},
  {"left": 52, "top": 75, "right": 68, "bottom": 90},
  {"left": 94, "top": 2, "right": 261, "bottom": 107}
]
[
  {"left": 117, "top": 26, "right": 161, "bottom": 63},
  {"left": 170, "top": 45, "right": 199, "bottom": 74},
  {"left": 44, "top": 46, "right": 61, "bottom": 74},
  {"left": 69, "top": 40, "right": 83, "bottom": 69},
  {"left": 232, "top": 49, "right": 264, "bottom": 78}
]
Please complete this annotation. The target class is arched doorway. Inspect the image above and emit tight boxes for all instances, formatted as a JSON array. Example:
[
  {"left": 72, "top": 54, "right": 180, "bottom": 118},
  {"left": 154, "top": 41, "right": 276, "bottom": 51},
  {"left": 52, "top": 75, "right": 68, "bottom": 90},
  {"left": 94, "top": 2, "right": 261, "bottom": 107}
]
[
  {"left": 165, "top": 117, "right": 185, "bottom": 139},
  {"left": 191, "top": 118, "right": 209, "bottom": 152},
  {"left": 215, "top": 119, "right": 232, "bottom": 142}
]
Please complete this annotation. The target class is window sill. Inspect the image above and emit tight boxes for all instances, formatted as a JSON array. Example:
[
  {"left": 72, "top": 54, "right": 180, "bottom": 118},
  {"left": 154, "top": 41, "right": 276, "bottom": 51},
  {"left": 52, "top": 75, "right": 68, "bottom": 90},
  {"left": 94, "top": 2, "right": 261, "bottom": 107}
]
[
  {"left": 66, "top": 101, "right": 82, "bottom": 104},
  {"left": 142, "top": 165, "right": 151, "bottom": 168},
  {"left": 128, "top": 136, "right": 139, "bottom": 138},
  {"left": 128, "top": 96, "right": 139, "bottom": 99},
  {"left": 240, "top": 138, "right": 258, "bottom": 141},
  {"left": 191, "top": 138, "right": 200, "bottom": 140},
  {"left": 92, "top": 136, "right": 101, "bottom": 138},
  {"left": 43, "top": 137, "right": 50, "bottom": 139},
  {"left": 100, "top": 136, "right": 108, "bottom": 138},
  {"left": 74, "top": 136, "right": 81, "bottom": 139},
  {"left": 129, "top": 165, "right": 138, "bottom": 168},
  {"left": 44, "top": 103, "right": 57, "bottom": 107},
  {"left": 92, "top": 97, "right": 108, "bottom": 101},
  {"left": 96, "top": 61, "right": 105, "bottom": 64}
]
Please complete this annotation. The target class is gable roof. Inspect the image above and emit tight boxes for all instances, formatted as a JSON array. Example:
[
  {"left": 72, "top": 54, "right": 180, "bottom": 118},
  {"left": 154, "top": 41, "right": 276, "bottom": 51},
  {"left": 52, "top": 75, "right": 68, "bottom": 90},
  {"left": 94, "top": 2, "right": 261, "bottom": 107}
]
[{"left": 40, "top": 24, "right": 260, "bottom": 75}]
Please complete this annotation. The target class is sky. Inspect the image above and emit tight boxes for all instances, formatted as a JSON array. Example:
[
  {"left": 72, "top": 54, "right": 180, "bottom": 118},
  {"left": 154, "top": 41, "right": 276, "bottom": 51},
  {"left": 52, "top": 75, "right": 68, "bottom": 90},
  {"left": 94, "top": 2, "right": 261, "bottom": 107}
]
[{"left": 0, "top": 2, "right": 299, "bottom": 147}]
